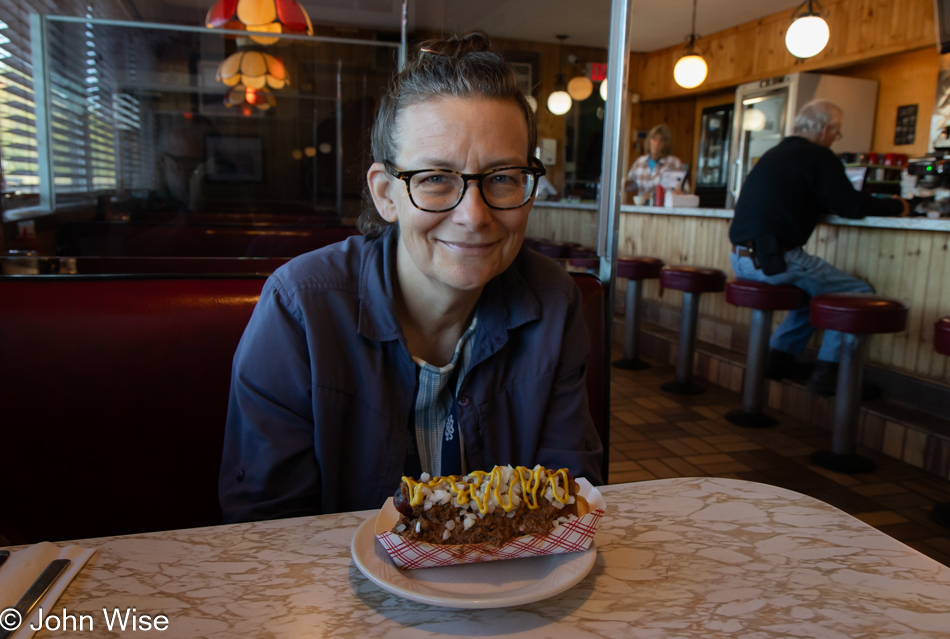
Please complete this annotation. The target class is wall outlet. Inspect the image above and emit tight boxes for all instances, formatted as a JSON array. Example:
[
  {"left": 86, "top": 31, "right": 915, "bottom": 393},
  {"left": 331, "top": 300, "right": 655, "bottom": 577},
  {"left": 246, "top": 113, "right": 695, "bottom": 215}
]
[{"left": 538, "top": 138, "right": 557, "bottom": 166}]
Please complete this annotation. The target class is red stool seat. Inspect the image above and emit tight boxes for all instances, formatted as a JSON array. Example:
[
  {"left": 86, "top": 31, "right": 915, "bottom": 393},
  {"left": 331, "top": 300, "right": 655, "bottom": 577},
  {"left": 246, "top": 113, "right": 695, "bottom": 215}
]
[
  {"left": 617, "top": 257, "right": 664, "bottom": 280},
  {"left": 660, "top": 265, "right": 726, "bottom": 293},
  {"left": 935, "top": 316, "right": 950, "bottom": 356},
  {"left": 810, "top": 294, "right": 908, "bottom": 334},
  {"left": 536, "top": 241, "right": 571, "bottom": 259},
  {"left": 725, "top": 280, "right": 806, "bottom": 311},
  {"left": 569, "top": 256, "right": 599, "bottom": 269},
  {"left": 569, "top": 247, "right": 595, "bottom": 258}
]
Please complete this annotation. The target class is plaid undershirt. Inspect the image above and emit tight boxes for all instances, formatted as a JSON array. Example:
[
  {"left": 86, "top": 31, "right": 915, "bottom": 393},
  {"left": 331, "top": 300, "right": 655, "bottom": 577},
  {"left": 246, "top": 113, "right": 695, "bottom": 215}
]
[{"left": 410, "top": 315, "right": 478, "bottom": 477}]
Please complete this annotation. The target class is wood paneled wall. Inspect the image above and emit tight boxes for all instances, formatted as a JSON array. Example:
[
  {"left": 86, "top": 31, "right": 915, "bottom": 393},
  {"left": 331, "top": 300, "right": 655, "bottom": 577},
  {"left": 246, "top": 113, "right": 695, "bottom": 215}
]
[
  {"left": 527, "top": 207, "right": 950, "bottom": 384},
  {"left": 491, "top": 38, "right": 610, "bottom": 193},
  {"left": 633, "top": 0, "right": 936, "bottom": 102},
  {"left": 835, "top": 47, "right": 940, "bottom": 158}
]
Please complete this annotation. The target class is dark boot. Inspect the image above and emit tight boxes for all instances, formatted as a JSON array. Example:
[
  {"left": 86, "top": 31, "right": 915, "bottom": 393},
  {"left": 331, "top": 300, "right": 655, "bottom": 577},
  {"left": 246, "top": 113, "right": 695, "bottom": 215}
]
[
  {"left": 806, "top": 360, "right": 838, "bottom": 396},
  {"left": 806, "top": 360, "right": 883, "bottom": 400},
  {"left": 766, "top": 349, "right": 813, "bottom": 381},
  {"left": 934, "top": 502, "right": 950, "bottom": 528}
]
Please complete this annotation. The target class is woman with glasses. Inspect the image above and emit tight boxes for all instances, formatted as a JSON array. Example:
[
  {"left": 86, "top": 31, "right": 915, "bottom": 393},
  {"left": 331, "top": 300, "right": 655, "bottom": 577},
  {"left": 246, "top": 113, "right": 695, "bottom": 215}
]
[{"left": 220, "top": 33, "right": 603, "bottom": 523}]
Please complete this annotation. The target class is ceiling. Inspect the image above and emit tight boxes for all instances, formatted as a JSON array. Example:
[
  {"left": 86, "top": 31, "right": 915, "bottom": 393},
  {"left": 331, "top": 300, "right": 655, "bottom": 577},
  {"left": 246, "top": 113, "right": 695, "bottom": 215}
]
[{"left": 150, "top": 0, "right": 806, "bottom": 51}]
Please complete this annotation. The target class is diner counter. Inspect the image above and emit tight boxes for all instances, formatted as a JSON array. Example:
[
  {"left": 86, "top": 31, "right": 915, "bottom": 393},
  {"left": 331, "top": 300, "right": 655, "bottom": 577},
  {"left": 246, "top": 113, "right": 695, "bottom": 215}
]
[
  {"left": 532, "top": 200, "right": 950, "bottom": 231},
  {"left": 13, "top": 477, "right": 950, "bottom": 638}
]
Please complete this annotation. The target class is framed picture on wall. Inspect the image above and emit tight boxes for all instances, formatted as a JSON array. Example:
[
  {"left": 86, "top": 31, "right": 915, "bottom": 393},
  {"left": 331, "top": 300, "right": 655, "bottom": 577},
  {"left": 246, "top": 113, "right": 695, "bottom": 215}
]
[
  {"left": 502, "top": 50, "right": 540, "bottom": 97},
  {"left": 206, "top": 136, "right": 264, "bottom": 182}
]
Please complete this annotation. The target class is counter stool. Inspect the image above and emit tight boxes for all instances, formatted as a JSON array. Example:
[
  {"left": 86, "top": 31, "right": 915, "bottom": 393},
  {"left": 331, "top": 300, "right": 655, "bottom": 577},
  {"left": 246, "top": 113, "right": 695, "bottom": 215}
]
[
  {"left": 809, "top": 293, "right": 908, "bottom": 473},
  {"left": 724, "top": 280, "right": 807, "bottom": 428},
  {"left": 569, "top": 255, "right": 600, "bottom": 271},
  {"left": 932, "top": 316, "right": 950, "bottom": 528},
  {"left": 613, "top": 257, "right": 665, "bottom": 370},
  {"left": 935, "top": 316, "right": 950, "bottom": 356},
  {"left": 659, "top": 265, "right": 726, "bottom": 394},
  {"left": 535, "top": 240, "right": 571, "bottom": 260}
]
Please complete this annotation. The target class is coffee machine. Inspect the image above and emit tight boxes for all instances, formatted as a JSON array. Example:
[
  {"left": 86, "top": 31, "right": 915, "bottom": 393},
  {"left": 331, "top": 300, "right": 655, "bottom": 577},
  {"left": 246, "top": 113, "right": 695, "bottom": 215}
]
[{"left": 904, "top": 126, "right": 950, "bottom": 217}]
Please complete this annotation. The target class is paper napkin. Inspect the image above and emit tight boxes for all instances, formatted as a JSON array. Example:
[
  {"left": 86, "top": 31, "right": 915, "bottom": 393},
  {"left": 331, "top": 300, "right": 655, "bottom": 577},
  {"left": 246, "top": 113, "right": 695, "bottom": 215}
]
[{"left": 0, "top": 542, "right": 96, "bottom": 639}]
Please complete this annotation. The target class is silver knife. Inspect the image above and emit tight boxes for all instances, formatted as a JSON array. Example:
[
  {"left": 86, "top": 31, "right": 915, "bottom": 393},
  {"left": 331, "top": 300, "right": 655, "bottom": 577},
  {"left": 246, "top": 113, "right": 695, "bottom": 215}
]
[{"left": 0, "top": 559, "right": 71, "bottom": 639}]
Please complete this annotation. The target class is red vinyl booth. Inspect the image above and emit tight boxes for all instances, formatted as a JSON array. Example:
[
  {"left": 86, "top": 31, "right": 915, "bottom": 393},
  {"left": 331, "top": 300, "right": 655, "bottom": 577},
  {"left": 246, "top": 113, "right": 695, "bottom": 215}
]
[{"left": 0, "top": 272, "right": 607, "bottom": 543}]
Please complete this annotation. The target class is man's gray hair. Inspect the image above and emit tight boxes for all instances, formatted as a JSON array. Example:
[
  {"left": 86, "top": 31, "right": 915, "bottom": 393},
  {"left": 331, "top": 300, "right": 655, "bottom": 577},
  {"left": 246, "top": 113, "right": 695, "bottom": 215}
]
[{"left": 793, "top": 100, "right": 842, "bottom": 141}]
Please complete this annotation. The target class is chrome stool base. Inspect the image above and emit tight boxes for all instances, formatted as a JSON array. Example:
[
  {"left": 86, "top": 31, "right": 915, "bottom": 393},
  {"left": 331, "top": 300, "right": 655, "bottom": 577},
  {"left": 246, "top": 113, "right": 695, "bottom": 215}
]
[
  {"left": 660, "top": 380, "right": 705, "bottom": 395},
  {"left": 612, "top": 357, "right": 650, "bottom": 371},
  {"left": 725, "top": 409, "right": 778, "bottom": 429},
  {"left": 810, "top": 450, "right": 876, "bottom": 474}
]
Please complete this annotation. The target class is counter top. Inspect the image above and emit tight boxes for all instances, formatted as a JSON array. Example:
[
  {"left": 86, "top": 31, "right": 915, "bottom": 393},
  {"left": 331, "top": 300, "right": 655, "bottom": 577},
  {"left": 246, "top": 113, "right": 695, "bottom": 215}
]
[
  {"left": 13, "top": 477, "right": 950, "bottom": 638},
  {"left": 532, "top": 200, "right": 950, "bottom": 231}
]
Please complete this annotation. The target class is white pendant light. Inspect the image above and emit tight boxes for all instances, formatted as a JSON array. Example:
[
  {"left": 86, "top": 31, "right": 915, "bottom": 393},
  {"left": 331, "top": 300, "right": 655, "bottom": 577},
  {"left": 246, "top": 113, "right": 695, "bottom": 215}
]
[
  {"left": 742, "top": 108, "right": 767, "bottom": 132},
  {"left": 674, "top": 0, "right": 707, "bottom": 90},
  {"left": 547, "top": 34, "right": 572, "bottom": 115},
  {"left": 525, "top": 95, "right": 538, "bottom": 113},
  {"left": 785, "top": 1, "right": 830, "bottom": 59},
  {"left": 674, "top": 54, "right": 708, "bottom": 89},
  {"left": 599, "top": 78, "right": 608, "bottom": 101},
  {"left": 547, "top": 91, "right": 572, "bottom": 115}
]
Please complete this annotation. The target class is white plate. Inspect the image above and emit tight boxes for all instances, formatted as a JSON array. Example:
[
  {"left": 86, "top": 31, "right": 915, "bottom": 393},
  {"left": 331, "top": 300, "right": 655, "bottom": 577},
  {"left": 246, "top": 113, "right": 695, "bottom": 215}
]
[{"left": 350, "top": 514, "right": 597, "bottom": 609}]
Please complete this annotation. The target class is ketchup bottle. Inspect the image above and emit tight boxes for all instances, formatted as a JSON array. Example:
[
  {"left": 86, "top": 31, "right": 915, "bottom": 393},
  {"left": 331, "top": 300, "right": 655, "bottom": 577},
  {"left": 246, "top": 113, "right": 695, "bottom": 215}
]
[{"left": 655, "top": 184, "right": 665, "bottom": 207}]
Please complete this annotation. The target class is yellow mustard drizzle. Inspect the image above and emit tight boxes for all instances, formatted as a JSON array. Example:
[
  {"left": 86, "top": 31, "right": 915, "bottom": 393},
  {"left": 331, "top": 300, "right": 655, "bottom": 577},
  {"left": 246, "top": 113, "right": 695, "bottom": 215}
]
[{"left": 401, "top": 466, "right": 572, "bottom": 514}]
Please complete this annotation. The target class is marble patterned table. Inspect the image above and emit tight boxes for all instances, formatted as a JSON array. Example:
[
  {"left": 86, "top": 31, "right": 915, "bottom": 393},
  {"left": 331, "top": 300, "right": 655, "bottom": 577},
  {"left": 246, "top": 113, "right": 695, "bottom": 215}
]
[{"left": 19, "top": 477, "right": 950, "bottom": 637}]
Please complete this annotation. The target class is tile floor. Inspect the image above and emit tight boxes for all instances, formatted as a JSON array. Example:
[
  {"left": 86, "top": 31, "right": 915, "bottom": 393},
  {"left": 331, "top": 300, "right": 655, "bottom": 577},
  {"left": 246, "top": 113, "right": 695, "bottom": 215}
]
[{"left": 605, "top": 346, "right": 950, "bottom": 568}]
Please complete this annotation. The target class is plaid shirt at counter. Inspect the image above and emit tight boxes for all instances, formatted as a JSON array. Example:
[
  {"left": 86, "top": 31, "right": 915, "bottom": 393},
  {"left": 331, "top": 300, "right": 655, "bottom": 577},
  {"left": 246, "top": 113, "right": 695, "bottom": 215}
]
[{"left": 626, "top": 153, "right": 684, "bottom": 196}]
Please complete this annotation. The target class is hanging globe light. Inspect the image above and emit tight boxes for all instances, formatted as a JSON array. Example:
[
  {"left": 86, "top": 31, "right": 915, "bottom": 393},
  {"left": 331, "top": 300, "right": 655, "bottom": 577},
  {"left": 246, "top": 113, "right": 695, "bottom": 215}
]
[
  {"left": 742, "top": 108, "right": 767, "bottom": 131},
  {"left": 567, "top": 75, "right": 593, "bottom": 101},
  {"left": 206, "top": 0, "right": 313, "bottom": 45},
  {"left": 672, "top": 1, "right": 708, "bottom": 90},
  {"left": 785, "top": 2, "right": 830, "bottom": 59},
  {"left": 525, "top": 95, "right": 538, "bottom": 113},
  {"left": 673, "top": 53, "right": 708, "bottom": 89},
  {"left": 216, "top": 49, "right": 288, "bottom": 89},
  {"left": 599, "top": 78, "right": 608, "bottom": 101},
  {"left": 546, "top": 34, "right": 572, "bottom": 116},
  {"left": 547, "top": 90, "right": 572, "bottom": 116}
]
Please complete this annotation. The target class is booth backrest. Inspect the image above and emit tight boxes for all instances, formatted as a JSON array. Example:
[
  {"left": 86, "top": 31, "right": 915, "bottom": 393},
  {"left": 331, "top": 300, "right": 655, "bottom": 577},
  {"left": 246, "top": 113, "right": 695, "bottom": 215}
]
[
  {"left": 0, "top": 272, "right": 608, "bottom": 543},
  {"left": 570, "top": 272, "right": 608, "bottom": 479},
  {"left": 57, "top": 222, "right": 361, "bottom": 258},
  {"left": 0, "top": 277, "right": 266, "bottom": 543}
]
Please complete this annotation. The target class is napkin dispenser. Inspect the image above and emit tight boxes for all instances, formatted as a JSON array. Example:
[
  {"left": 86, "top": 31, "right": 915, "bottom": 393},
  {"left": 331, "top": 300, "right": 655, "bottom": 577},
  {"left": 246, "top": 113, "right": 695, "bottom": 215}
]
[{"left": 665, "top": 193, "right": 700, "bottom": 208}]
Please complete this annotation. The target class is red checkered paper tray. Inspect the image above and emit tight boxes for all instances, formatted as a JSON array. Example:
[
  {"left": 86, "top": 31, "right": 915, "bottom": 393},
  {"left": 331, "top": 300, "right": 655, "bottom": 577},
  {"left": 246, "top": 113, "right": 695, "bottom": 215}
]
[{"left": 375, "top": 478, "right": 605, "bottom": 570}]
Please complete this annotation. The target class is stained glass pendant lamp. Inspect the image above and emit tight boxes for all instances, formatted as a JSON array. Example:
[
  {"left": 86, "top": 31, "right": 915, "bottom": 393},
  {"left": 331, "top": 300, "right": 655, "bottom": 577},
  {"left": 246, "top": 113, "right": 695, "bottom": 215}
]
[
  {"left": 206, "top": 0, "right": 313, "bottom": 45},
  {"left": 216, "top": 49, "right": 289, "bottom": 90}
]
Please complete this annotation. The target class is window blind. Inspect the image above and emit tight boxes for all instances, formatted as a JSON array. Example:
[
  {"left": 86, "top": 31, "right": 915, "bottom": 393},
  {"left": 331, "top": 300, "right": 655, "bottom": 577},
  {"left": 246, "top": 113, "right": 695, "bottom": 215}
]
[{"left": 0, "top": 1, "right": 132, "bottom": 212}]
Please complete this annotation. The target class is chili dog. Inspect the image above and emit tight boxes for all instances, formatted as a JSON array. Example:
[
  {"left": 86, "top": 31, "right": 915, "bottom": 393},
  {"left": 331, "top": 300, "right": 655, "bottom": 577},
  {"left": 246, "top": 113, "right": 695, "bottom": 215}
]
[{"left": 391, "top": 465, "right": 590, "bottom": 546}]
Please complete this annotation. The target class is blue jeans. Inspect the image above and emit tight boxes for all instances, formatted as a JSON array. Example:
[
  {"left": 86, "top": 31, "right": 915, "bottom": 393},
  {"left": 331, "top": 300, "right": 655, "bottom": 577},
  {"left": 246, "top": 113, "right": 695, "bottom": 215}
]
[{"left": 730, "top": 248, "right": 872, "bottom": 363}]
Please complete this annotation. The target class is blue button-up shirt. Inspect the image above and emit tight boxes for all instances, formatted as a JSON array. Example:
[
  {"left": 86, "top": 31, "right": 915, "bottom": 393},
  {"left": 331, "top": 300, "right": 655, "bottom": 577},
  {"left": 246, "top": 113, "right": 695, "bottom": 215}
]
[{"left": 219, "top": 225, "right": 603, "bottom": 523}]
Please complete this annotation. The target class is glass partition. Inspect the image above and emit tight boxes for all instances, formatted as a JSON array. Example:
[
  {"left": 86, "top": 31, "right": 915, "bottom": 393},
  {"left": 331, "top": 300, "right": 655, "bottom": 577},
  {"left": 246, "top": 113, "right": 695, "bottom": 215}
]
[{"left": 19, "top": 15, "right": 399, "bottom": 262}]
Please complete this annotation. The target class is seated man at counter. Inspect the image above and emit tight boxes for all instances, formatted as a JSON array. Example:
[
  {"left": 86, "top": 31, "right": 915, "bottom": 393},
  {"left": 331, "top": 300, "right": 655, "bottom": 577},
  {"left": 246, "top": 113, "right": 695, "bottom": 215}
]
[
  {"left": 218, "top": 33, "right": 603, "bottom": 523},
  {"left": 729, "top": 100, "right": 909, "bottom": 396},
  {"left": 623, "top": 124, "right": 684, "bottom": 203}
]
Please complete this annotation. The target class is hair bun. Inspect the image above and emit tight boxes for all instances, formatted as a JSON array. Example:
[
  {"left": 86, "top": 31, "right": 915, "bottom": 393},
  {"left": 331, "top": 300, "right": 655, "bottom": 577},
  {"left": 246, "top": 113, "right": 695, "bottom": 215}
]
[{"left": 416, "top": 32, "right": 493, "bottom": 61}]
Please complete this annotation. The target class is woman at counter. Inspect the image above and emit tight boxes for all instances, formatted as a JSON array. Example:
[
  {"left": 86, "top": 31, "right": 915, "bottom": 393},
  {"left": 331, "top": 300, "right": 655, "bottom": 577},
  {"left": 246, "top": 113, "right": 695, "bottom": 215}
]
[
  {"left": 623, "top": 124, "right": 684, "bottom": 203},
  {"left": 218, "top": 33, "right": 604, "bottom": 524}
]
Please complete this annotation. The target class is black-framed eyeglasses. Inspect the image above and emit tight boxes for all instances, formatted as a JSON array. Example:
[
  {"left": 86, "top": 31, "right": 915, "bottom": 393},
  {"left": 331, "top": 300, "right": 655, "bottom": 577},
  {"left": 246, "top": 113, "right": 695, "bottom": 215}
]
[{"left": 384, "top": 158, "right": 546, "bottom": 212}]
